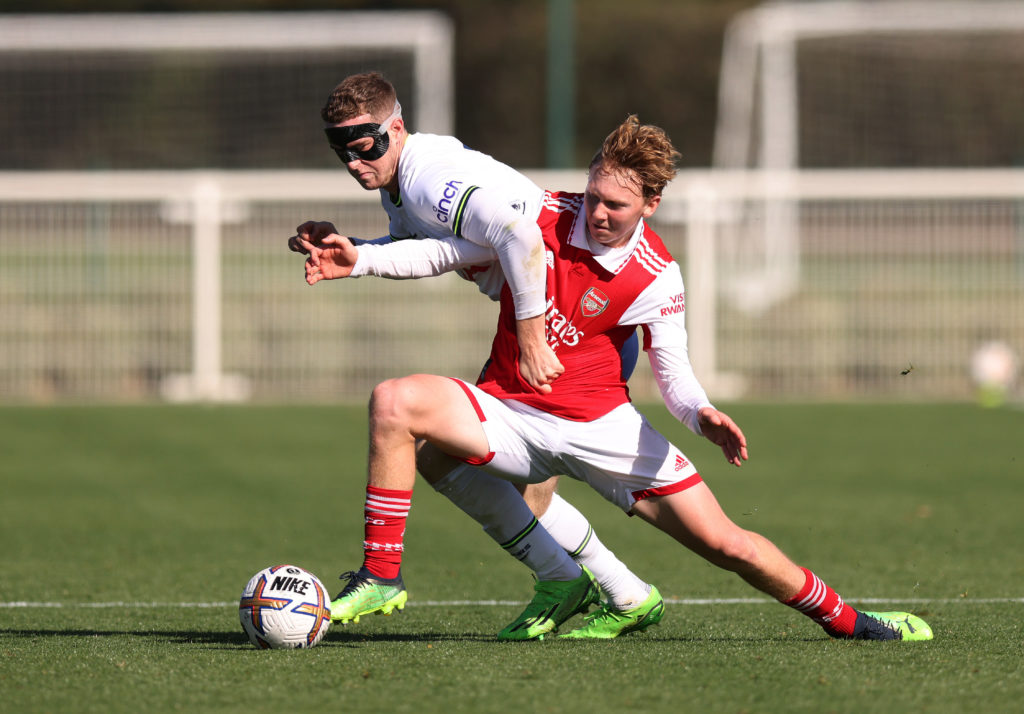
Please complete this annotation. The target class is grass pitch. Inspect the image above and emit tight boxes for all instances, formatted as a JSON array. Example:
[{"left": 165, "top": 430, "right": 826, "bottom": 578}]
[{"left": 1, "top": 402, "right": 1022, "bottom": 713}]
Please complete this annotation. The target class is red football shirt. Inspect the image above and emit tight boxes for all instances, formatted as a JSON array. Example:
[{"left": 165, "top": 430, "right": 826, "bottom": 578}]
[{"left": 477, "top": 191, "right": 675, "bottom": 421}]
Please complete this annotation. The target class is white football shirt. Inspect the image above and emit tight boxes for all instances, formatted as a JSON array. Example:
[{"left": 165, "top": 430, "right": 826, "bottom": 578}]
[{"left": 379, "top": 133, "right": 544, "bottom": 302}]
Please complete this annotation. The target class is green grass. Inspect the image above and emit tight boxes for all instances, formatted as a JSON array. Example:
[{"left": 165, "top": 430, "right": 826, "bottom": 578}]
[{"left": 1, "top": 403, "right": 1023, "bottom": 713}]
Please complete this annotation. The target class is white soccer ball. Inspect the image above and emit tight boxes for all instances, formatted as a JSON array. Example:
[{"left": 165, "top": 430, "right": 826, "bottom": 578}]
[{"left": 238, "top": 564, "right": 332, "bottom": 649}]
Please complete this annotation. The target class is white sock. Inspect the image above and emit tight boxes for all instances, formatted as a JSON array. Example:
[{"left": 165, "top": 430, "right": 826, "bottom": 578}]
[
  {"left": 539, "top": 493, "right": 651, "bottom": 609},
  {"left": 431, "top": 465, "right": 580, "bottom": 582}
]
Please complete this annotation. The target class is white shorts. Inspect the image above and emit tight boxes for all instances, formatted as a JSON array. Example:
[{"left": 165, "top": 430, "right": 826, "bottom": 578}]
[{"left": 450, "top": 379, "right": 702, "bottom": 513}]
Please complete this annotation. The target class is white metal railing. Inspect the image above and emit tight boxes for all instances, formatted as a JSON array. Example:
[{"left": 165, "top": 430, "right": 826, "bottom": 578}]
[{"left": 1, "top": 169, "right": 1021, "bottom": 404}]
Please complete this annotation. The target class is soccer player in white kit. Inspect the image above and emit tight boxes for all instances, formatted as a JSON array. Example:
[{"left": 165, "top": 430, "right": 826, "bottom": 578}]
[
  {"left": 289, "top": 73, "right": 660, "bottom": 639},
  {"left": 304, "top": 114, "right": 933, "bottom": 642}
]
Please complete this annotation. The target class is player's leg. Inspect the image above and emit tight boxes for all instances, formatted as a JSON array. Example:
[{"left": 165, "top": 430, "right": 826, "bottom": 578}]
[
  {"left": 630, "top": 482, "right": 932, "bottom": 641},
  {"left": 562, "top": 405, "right": 931, "bottom": 642},
  {"left": 529, "top": 483, "right": 654, "bottom": 610},
  {"left": 367, "top": 374, "right": 490, "bottom": 489},
  {"left": 538, "top": 328, "right": 659, "bottom": 633},
  {"left": 420, "top": 452, "right": 598, "bottom": 639},
  {"left": 630, "top": 482, "right": 803, "bottom": 597},
  {"left": 518, "top": 476, "right": 556, "bottom": 515},
  {"left": 337, "top": 375, "right": 598, "bottom": 637},
  {"left": 417, "top": 443, "right": 579, "bottom": 583},
  {"left": 538, "top": 486, "right": 664, "bottom": 640},
  {"left": 422, "top": 441, "right": 652, "bottom": 622},
  {"left": 331, "top": 374, "right": 492, "bottom": 623}
]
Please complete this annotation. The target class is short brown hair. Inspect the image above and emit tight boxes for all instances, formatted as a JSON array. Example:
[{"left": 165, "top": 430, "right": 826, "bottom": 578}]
[
  {"left": 321, "top": 72, "right": 398, "bottom": 124},
  {"left": 589, "top": 115, "right": 680, "bottom": 199}
]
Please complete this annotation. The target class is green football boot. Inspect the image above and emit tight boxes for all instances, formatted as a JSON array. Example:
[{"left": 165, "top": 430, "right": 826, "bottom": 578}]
[
  {"left": 330, "top": 569, "right": 407, "bottom": 624},
  {"left": 498, "top": 566, "right": 600, "bottom": 641},
  {"left": 560, "top": 585, "right": 665, "bottom": 639},
  {"left": 855, "top": 611, "right": 933, "bottom": 641}
]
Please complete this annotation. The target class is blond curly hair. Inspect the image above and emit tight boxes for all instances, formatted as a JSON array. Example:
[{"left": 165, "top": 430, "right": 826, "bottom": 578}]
[{"left": 589, "top": 115, "right": 680, "bottom": 199}]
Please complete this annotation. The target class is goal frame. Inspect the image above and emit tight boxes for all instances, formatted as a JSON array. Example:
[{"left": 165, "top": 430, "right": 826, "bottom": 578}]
[
  {"left": 709, "top": 1, "right": 1024, "bottom": 321},
  {"left": 714, "top": 0, "right": 1024, "bottom": 171},
  {"left": 0, "top": 11, "right": 454, "bottom": 136}
]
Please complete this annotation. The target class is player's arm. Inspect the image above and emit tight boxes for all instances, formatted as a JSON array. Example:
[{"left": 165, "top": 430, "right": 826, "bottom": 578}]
[
  {"left": 304, "top": 233, "right": 497, "bottom": 285},
  {"left": 623, "top": 270, "right": 748, "bottom": 466},
  {"left": 350, "top": 235, "right": 496, "bottom": 279},
  {"left": 458, "top": 188, "right": 563, "bottom": 393},
  {"left": 647, "top": 325, "right": 748, "bottom": 466}
]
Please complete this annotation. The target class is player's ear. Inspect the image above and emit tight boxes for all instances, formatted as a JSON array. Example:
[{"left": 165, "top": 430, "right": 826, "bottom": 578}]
[
  {"left": 390, "top": 117, "right": 405, "bottom": 137},
  {"left": 642, "top": 193, "right": 661, "bottom": 219}
]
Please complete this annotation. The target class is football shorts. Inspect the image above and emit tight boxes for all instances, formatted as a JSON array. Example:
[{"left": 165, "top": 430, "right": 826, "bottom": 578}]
[{"left": 450, "top": 378, "right": 702, "bottom": 512}]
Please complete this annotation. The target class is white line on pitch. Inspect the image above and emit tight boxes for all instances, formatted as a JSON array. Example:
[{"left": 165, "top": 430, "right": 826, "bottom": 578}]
[{"left": 2, "top": 597, "right": 1022, "bottom": 609}]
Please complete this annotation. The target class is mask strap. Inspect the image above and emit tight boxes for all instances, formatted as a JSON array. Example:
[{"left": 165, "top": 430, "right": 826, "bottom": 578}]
[{"left": 375, "top": 101, "right": 403, "bottom": 134}]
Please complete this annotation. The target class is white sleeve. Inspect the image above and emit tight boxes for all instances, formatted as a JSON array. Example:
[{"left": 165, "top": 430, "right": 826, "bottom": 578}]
[
  {"left": 350, "top": 236, "right": 497, "bottom": 280},
  {"left": 348, "top": 235, "right": 393, "bottom": 246},
  {"left": 458, "top": 188, "right": 546, "bottom": 320},
  {"left": 619, "top": 268, "right": 713, "bottom": 435}
]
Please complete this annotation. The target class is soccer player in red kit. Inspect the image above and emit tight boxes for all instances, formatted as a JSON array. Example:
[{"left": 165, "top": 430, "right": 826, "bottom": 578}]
[{"left": 308, "top": 115, "right": 933, "bottom": 642}]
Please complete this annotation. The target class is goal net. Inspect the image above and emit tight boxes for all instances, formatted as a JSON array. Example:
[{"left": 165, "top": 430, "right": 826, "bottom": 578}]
[
  {"left": 0, "top": 12, "right": 453, "bottom": 170},
  {"left": 714, "top": 1, "right": 1024, "bottom": 171}
]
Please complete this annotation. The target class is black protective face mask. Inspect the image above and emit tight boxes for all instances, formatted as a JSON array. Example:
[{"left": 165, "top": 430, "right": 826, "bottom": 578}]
[
  {"left": 325, "top": 123, "right": 391, "bottom": 163},
  {"left": 324, "top": 102, "right": 401, "bottom": 164}
]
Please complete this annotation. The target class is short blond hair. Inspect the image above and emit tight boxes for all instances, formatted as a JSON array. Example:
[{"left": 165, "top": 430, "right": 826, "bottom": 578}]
[
  {"left": 321, "top": 72, "right": 398, "bottom": 124},
  {"left": 589, "top": 115, "right": 680, "bottom": 199}
]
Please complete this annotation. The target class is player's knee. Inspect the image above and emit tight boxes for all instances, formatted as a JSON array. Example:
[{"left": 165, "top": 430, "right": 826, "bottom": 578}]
[{"left": 369, "top": 377, "right": 416, "bottom": 432}]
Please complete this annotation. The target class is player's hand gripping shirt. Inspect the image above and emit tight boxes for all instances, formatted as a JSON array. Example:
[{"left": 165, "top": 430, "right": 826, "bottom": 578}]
[
  {"left": 378, "top": 133, "right": 546, "bottom": 313},
  {"left": 476, "top": 191, "right": 713, "bottom": 432}
]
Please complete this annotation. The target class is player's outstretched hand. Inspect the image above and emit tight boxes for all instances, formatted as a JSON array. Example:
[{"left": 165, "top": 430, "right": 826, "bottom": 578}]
[
  {"left": 305, "top": 234, "right": 358, "bottom": 285},
  {"left": 287, "top": 220, "right": 340, "bottom": 254},
  {"left": 697, "top": 406, "right": 748, "bottom": 467}
]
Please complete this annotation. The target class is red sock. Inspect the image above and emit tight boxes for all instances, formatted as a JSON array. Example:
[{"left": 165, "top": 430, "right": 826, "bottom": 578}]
[
  {"left": 361, "top": 485, "right": 412, "bottom": 580},
  {"left": 784, "top": 567, "right": 858, "bottom": 637}
]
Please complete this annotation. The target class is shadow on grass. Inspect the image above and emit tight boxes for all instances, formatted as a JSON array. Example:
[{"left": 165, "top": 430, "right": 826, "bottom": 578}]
[
  {"left": 324, "top": 630, "right": 831, "bottom": 645},
  {"left": 0, "top": 628, "right": 833, "bottom": 648},
  {"left": 0, "top": 628, "right": 498, "bottom": 648},
  {"left": 323, "top": 630, "right": 498, "bottom": 645},
  {"left": 0, "top": 628, "right": 251, "bottom": 646}
]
